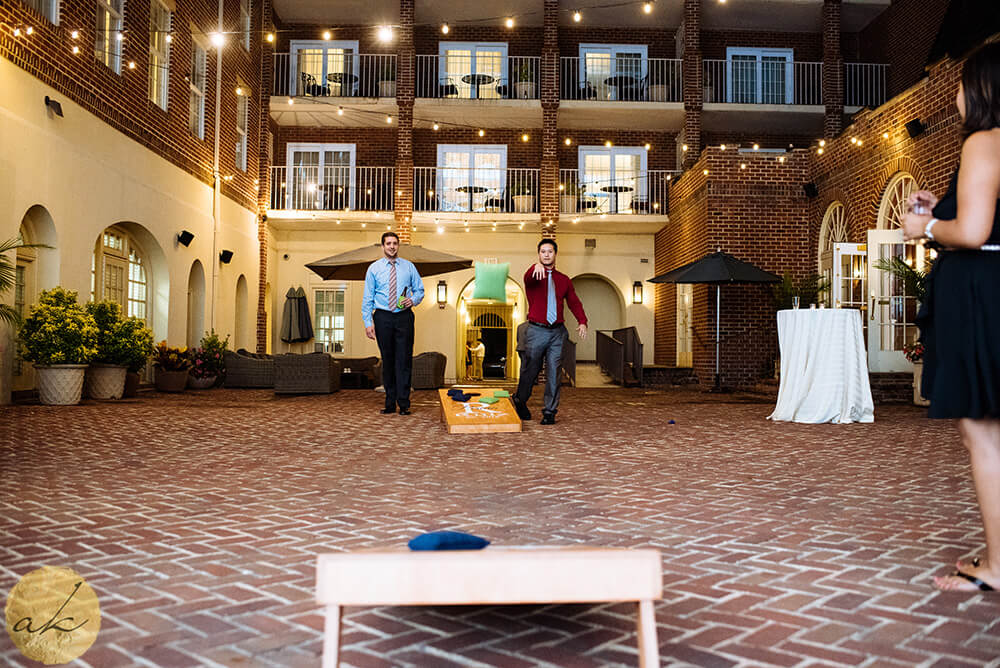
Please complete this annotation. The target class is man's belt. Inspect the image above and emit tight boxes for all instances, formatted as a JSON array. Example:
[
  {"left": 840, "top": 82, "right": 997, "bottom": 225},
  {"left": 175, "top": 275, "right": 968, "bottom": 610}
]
[{"left": 529, "top": 320, "right": 562, "bottom": 329}]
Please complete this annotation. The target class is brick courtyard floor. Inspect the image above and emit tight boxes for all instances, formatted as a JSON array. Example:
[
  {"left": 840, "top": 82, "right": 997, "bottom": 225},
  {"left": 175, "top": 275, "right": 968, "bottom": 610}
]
[{"left": 2, "top": 386, "right": 999, "bottom": 667}]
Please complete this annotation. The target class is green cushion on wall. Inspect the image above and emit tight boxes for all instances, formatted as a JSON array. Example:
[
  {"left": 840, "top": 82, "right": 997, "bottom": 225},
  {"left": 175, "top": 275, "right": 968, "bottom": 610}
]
[{"left": 472, "top": 262, "right": 509, "bottom": 303}]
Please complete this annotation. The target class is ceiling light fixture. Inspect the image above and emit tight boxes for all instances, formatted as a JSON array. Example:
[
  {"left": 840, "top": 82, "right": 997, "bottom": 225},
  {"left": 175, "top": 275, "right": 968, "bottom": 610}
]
[
  {"left": 573, "top": 10, "right": 582, "bottom": 21},
  {"left": 377, "top": 26, "right": 393, "bottom": 41},
  {"left": 441, "top": 23, "right": 449, "bottom": 34},
  {"left": 322, "top": 30, "right": 331, "bottom": 40},
  {"left": 505, "top": 17, "right": 514, "bottom": 28},
  {"left": 643, "top": 1, "right": 654, "bottom": 14}
]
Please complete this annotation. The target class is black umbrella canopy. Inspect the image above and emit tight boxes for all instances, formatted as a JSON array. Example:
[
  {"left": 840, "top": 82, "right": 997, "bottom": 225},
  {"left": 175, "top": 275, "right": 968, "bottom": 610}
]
[
  {"left": 306, "top": 244, "right": 474, "bottom": 281},
  {"left": 648, "top": 251, "right": 781, "bottom": 285}
]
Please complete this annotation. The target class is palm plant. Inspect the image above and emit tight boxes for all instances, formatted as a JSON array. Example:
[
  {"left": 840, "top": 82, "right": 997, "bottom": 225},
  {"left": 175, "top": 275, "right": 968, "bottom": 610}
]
[
  {"left": 872, "top": 256, "right": 931, "bottom": 303},
  {"left": 0, "top": 236, "right": 51, "bottom": 327}
]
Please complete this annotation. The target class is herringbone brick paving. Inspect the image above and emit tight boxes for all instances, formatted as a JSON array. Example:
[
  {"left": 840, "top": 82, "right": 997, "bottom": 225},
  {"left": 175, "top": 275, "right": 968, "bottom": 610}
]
[{"left": 2, "top": 387, "right": 999, "bottom": 667}]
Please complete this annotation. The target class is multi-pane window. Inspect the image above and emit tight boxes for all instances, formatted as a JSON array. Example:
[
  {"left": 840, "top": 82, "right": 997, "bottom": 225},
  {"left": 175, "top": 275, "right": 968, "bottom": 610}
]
[
  {"left": 95, "top": 0, "right": 125, "bottom": 73},
  {"left": 314, "top": 290, "right": 345, "bottom": 353},
  {"left": 24, "top": 0, "right": 58, "bottom": 24},
  {"left": 92, "top": 226, "right": 151, "bottom": 325},
  {"left": 287, "top": 143, "right": 355, "bottom": 210},
  {"left": 148, "top": 0, "right": 171, "bottom": 110},
  {"left": 579, "top": 44, "right": 647, "bottom": 101},
  {"left": 290, "top": 40, "right": 359, "bottom": 96},
  {"left": 435, "top": 144, "right": 506, "bottom": 212},
  {"left": 578, "top": 145, "right": 646, "bottom": 214},
  {"left": 235, "top": 94, "right": 249, "bottom": 171},
  {"left": 188, "top": 40, "right": 207, "bottom": 138},
  {"left": 240, "top": 0, "right": 251, "bottom": 51}
]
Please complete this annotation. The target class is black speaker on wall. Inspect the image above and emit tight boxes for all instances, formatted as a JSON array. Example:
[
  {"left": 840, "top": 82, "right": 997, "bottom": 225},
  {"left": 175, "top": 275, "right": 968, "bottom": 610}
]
[
  {"left": 803, "top": 182, "right": 819, "bottom": 198},
  {"left": 219, "top": 250, "right": 234, "bottom": 264},
  {"left": 905, "top": 118, "right": 925, "bottom": 138},
  {"left": 177, "top": 230, "right": 195, "bottom": 247}
]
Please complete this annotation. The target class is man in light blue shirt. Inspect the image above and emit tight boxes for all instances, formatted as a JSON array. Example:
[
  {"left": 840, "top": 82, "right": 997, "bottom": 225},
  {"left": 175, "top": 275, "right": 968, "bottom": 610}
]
[{"left": 362, "top": 232, "right": 425, "bottom": 415}]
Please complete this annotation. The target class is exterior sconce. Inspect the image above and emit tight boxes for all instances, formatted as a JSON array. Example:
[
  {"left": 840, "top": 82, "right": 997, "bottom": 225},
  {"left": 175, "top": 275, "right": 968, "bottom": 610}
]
[
  {"left": 632, "top": 281, "right": 643, "bottom": 304},
  {"left": 437, "top": 280, "right": 447, "bottom": 308}
]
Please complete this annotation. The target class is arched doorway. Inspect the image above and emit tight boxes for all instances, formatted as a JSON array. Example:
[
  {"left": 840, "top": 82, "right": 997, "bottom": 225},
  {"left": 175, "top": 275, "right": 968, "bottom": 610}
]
[
  {"left": 187, "top": 260, "right": 206, "bottom": 348},
  {"left": 12, "top": 205, "right": 59, "bottom": 392},
  {"left": 235, "top": 274, "right": 249, "bottom": 350},
  {"left": 457, "top": 277, "right": 525, "bottom": 382},
  {"left": 570, "top": 274, "right": 625, "bottom": 361}
]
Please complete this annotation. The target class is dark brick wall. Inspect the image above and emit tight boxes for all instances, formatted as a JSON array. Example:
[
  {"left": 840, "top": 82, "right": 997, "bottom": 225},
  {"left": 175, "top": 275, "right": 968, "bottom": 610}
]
[
  {"left": 859, "top": 0, "right": 951, "bottom": 97},
  {"left": 701, "top": 30, "right": 823, "bottom": 62},
  {"left": 273, "top": 128, "right": 397, "bottom": 165}
]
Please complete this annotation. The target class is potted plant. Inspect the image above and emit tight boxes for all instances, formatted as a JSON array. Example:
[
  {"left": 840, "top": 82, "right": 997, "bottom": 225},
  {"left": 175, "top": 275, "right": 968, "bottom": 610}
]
[
  {"left": 510, "top": 181, "right": 535, "bottom": 213},
  {"left": 118, "top": 317, "right": 155, "bottom": 398},
  {"left": 152, "top": 341, "right": 191, "bottom": 392},
  {"left": 378, "top": 60, "right": 396, "bottom": 98},
  {"left": 770, "top": 273, "right": 828, "bottom": 378},
  {"left": 514, "top": 61, "right": 535, "bottom": 99},
  {"left": 19, "top": 287, "right": 99, "bottom": 405},
  {"left": 648, "top": 63, "right": 673, "bottom": 102},
  {"left": 83, "top": 300, "right": 129, "bottom": 400},
  {"left": 188, "top": 330, "right": 229, "bottom": 389},
  {"left": 560, "top": 181, "right": 582, "bottom": 213},
  {"left": 903, "top": 341, "right": 929, "bottom": 406}
]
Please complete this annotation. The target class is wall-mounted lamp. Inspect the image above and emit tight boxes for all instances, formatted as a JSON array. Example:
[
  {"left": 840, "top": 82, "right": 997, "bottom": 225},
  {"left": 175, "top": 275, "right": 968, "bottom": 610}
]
[
  {"left": 219, "top": 250, "right": 234, "bottom": 264},
  {"left": 177, "top": 230, "right": 195, "bottom": 246},
  {"left": 436, "top": 280, "right": 447, "bottom": 308},
  {"left": 905, "top": 118, "right": 925, "bottom": 138},
  {"left": 44, "top": 96, "right": 63, "bottom": 117},
  {"left": 632, "top": 281, "right": 643, "bottom": 304}
]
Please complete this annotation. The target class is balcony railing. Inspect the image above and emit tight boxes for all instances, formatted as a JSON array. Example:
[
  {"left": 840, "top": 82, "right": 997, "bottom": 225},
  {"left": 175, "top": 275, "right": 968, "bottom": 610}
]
[
  {"left": 559, "top": 169, "right": 676, "bottom": 215},
  {"left": 269, "top": 166, "right": 395, "bottom": 211},
  {"left": 415, "top": 55, "right": 540, "bottom": 99},
  {"left": 560, "top": 57, "right": 683, "bottom": 102},
  {"left": 845, "top": 63, "right": 889, "bottom": 108},
  {"left": 703, "top": 59, "right": 823, "bottom": 105},
  {"left": 272, "top": 53, "right": 397, "bottom": 98},
  {"left": 414, "top": 167, "right": 540, "bottom": 213}
]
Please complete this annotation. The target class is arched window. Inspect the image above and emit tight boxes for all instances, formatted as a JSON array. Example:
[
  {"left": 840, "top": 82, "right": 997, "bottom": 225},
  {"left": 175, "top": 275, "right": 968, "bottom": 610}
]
[
  {"left": 92, "top": 225, "right": 151, "bottom": 324},
  {"left": 817, "top": 202, "right": 848, "bottom": 269},
  {"left": 877, "top": 173, "right": 917, "bottom": 230}
]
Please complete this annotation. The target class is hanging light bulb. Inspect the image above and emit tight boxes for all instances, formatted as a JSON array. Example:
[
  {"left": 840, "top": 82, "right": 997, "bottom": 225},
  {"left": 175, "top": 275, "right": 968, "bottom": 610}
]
[
  {"left": 288, "top": 98, "right": 294, "bottom": 105},
  {"left": 522, "top": 133, "right": 529, "bottom": 142},
  {"left": 235, "top": 86, "right": 243, "bottom": 95},
  {"left": 478, "top": 129, "right": 485, "bottom": 137},
  {"left": 819, "top": 139, "right": 826, "bottom": 147},
  {"left": 13, "top": 27, "right": 22, "bottom": 37},
  {"left": 386, "top": 115, "right": 393, "bottom": 123},
  {"left": 753, "top": 143, "right": 759, "bottom": 150},
  {"left": 573, "top": 10, "right": 582, "bottom": 22},
  {"left": 166, "top": 33, "right": 173, "bottom": 43},
  {"left": 720, "top": 144, "right": 726, "bottom": 150},
  {"left": 505, "top": 17, "right": 515, "bottom": 28},
  {"left": 643, "top": 1, "right": 654, "bottom": 14},
  {"left": 377, "top": 26, "right": 393, "bottom": 41},
  {"left": 128, "top": 60, "right": 136, "bottom": 69},
  {"left": 266, "top": 33, "right": 275, "bottom": 42},
  {"left": 322, "top": 30, "right": 332, "bottom": 40},
  {"left": 337, "top": 106, "right": 344, "bottom": 115},
  {"left": 210, "top": 32, "right": 224, "bottom": 47},
  {"left": 604, "top": 140, "right": 612, "bottom": 147},
  {"left": 441, "top": 23, "right": 449, "bottom": 34},
  {"left": 564, "top": 137, "right": 572, "bottom": 145},
  {"left": 72, "top": 45, "right": 80, "bottom": 54},
  {"left": 26, "top": 26, "right": 34, "bottom": 35},
  {"left": 70, "top": 29, "right": 79, "bottom": 39},
  {"left": 817, "top": 147, "right": 824, "bottom": 155},
  {"left": 432, "top": 122, "right": 439, "bottom": 130},
  {"left": 681, "top": 144, "right": 688, "bottom": 152},
  {"left": 644, "top": 143, "right": 651, "bottom": 151}
]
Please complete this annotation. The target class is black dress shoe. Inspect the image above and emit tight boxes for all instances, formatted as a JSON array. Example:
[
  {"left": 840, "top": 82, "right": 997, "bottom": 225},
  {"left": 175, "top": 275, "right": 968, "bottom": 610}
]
[
  {"left": 380, "top": 408, "right": 396, "bottom": 414},
  {"left": 540, "top": 413, "right": 556, "bottom": 425},
  {"left": 399, "top": 408, "right": 411, "bottom": 415},
  {"left": 512, "top": 396, "right": 532, "bottom": 420}
]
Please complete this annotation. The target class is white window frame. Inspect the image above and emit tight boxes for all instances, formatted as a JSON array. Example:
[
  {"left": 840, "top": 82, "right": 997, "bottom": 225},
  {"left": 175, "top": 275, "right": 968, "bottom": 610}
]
[
  {"left": 314, "top": 288, "right": 347, "bottom": 354},
  {"left": 95, "top": 0, "right": 124, "bottom": 74},
  {"left": 188, "top": 37, "right": 208, "bottom": 138},
  {"left": 235, "top": 94, "right": 249, "bottom": 171},
  {"left": 148, "top": 0, "right": 171, "bottom": 110},
  {"left": 24, "top": 0, "right": 59, "bottom": 25},
  {"left": 92, "top": 225, "right": 152, "bottom": 326},
  {"left": 289, "top": 40, "right": 360, "bottom": 96},
  {"left": 725, "top": 47, "right": 794, "bottom": 104},
  {"left": 579, "top": 43, "right": 648, "bottom": 100},
  {"left": 577, "top": 145, "right": 647, "bottom": 212},
  {"left": 438, "top": 41, "right": 508, "bottom": 99},
  {"left": 436, "top": 144, "right": 508, "bottom": 212},
  {"left": 286, "top": 143, "right": 356, "bottom": 210},
  {"left": 240, "top": 0, "right": 251, "bottom": 51}
]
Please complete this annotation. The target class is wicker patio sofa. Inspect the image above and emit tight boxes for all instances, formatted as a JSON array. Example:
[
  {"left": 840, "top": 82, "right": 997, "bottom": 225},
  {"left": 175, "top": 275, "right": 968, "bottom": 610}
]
[
  {"left": 274, "top": 353, "right": 342, "bottom": 394},
  {"left": 412, "top": 351, "right": 446, "bottom": 389},
  {"left": 337, "top": 356, "right": 381, "bottom": 388},
  {"left": 224, "top": 349, "right": 276, "bottom": 388}
]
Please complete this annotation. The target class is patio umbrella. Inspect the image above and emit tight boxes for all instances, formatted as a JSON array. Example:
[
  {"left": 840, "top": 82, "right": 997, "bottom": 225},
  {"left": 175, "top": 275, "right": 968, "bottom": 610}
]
[
  {"left": 306, "top": 244, "right": 473, "bottom": 281},
  {"left": 280, "top": 286, "right": 313, "bottom": 343},
  {"left": 648, "top": 250, "right": 781, "bottom": 389}
]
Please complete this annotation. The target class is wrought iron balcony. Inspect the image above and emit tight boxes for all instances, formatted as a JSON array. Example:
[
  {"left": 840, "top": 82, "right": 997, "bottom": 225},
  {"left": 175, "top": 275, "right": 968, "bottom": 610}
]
[
  {"left": 269, "top": 166, "right": 395, "bottom": 211},
  {"left": 558, "top": 169, "right": 677, "bottom": 215},
  {"left": 844, "top": 63, "right": 889, "bottom": 107},
  {"left": 415, "top": 55, "right": 540, "bottom": 99},
  {"left": 413, "top": 167, "right": 541, "bottom": 213},
  {"left": 703, "top": 59, "right": 823, "bottom": 105},
  {"left": 272, "top": 53, "right": 397, "bottom": 98},
  {"left": 559, "top": 57, "right": 683, "bottom": 102}
]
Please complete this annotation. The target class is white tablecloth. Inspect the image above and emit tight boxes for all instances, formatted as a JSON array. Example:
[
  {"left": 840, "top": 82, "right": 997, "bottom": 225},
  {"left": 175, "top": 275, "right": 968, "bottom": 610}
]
[{"left": 768, "top": 309, "right": 874, "bottom": 423}]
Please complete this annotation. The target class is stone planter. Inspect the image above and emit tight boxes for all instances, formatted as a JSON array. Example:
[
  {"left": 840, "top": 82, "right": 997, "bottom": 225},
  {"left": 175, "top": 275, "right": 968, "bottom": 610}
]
[
  {"left": 512, "top": 195, "right": 534, "bottom": 213},
  {"left": 34, "top": 364, "right": 88, "bottom": 405},
  {"left": 913, "top": 361, "right": 930, "bottom": 406},
  {"left": 514, "top": 82, "right": 536, "bottom": 99},
  {"left": 379, "top": 80, "right": 396, "bottom": 98},
  {"left": 154, "top": 368, "right": 188, "bottom": 393},
  {"left": 85, "top": 363, "right": 127, "bottom": 400},
  {"left": 187, "top": 374, "right": 218, "bottom": 390},
  {"left": 123, "top": 371, "right": 141, "bottom": 398}
]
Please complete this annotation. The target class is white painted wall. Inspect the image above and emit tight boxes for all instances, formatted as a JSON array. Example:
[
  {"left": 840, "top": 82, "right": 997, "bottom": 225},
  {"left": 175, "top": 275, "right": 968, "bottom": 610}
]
[{"left": 0, "top": 59, "right": 259, "bottom": 402}]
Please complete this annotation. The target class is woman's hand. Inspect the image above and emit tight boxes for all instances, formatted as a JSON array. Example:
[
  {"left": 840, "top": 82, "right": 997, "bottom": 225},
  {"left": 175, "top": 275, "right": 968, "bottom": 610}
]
[
  {"left": 901, "top": 211, "right": 932, "bottom": 241},
  {"left": 908, "top": 189, "right": 939, "bottom": 211}
]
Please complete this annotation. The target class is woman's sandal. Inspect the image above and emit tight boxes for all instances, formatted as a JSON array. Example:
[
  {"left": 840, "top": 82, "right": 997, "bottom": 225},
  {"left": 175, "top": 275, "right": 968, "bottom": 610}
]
[{"left": 944, "top": 570, "right": 995, "bottom": 591}]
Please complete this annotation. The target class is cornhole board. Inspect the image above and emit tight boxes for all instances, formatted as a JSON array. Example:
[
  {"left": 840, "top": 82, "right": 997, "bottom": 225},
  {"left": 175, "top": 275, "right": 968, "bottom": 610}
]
[
  {"left": 316, "top": 547, "right": 662, "bottom": 668},
  {"left": 438, "top": 388, "right": 522, "bottom": 433}
]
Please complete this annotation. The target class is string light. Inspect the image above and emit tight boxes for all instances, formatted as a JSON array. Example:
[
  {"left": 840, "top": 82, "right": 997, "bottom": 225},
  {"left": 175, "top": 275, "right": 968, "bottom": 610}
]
[
  {"left": 26, "top": 26, "right": 34, "bottom": 35},
  {"left": 13, "top": 27, "right": 21, "bottom": 37},
  {"left": 165, "top": 33, "right": 172, "bottom": 43},
  {"left": 70, "top": 30, "right": 79, "bottom": 39},
  {"left": 818, "top": 139, "right": 826, "bottom": 147},
  {"left": 337, "top": 106, "right": 344, "bottom": 115},
  {"left": 505, "top": 17, "right": 515, "bottom": 28},
  {"left": 703, "top": 169, "right": 709, "bottom": 175},
  {"left": 266, "top": 33, "right": 274, "bottom": 42},
  {"left": 564, "top": 137, "right": 572, "bottom": 145},
  {"left": 740, "top": 163, "right": 746, "bottom": 169},
  {"left": 322, "top": 30, "right": 331, "bottom": 40},
  {"left": 441, "top": 23, "right": 449, "bottom": 34},
  {"left": 779, "top": 156, "right": 786, "bottom": 163},
  {"left": 573, "top": 10, "right": 582, "bottom": 21},
  {"left": 817, "top": 147, "right": 824, "bottom": 155},
  {"left": 235, "top": 86, "right": 243, "bottom": 95},
  {"left": 522, "top": 133, "right": 529, "bottom": 142},
  {"left": 386, "top": 115, "right": 392, "bottom": 123},
  {"left": 288, "top": 98, "right": 294, "bottom": 105},
  {"left": 644, "top": 143, "right": 651, "bottom": 150},
  {"left": 720, "top": 144, "right": 726, "bottom": 150},
  {"left": 128, "top": 60, "right": 136, "bottom": 69},
  {"left": 856, "top": 139, "right": 863, "bottom": 146},
  {"left": 753, "top": 143, "right": 759, "bottom": 150},
  {"left": 478, "top": 129, "right": 485, "bottom": 137},
  {"left": 210, "top": 32, "right": 225, "bottom": 47},
  {"left": 72, "top": 45, "right": 80, "bottom": 54},
  {"left": 681, "top": 144, "right": 688, "bottom": 151},
  {"left": 377, "top": 26, "right": 393, "bottom": 41},
  {"left": 883, "top": 132, "right": 890, "bottom": 139},
  {"left": 850, "top": 137, "right": 857, "bottom": 144},
  {"left": 432, "top": 122, "right": 439, "bottom": 130},
  {"left": 643, "top": 1, "right": 654, "bottom": 13},
  {"left": 604, "top": 140, "right": 612, "bottom": 147}
]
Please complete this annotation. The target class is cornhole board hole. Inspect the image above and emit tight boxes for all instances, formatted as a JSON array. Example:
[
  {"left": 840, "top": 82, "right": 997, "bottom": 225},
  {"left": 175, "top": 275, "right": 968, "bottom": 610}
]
[
  {"left": 438, "top": 388, "right": 522, "bottom": 433},
  {"left": 316, "top": 547, "right": 663, "bottom": 668}
]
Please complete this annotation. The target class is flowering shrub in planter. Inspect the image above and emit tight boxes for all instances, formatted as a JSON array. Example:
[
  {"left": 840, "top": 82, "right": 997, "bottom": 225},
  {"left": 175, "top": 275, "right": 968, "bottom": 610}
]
[
  {"left": 153, "top": 341, "right": 191, "bottom": 371},
  {"left": 190, "top": 331, "right": 229, "bottom": 381},
  {"left": 20, "top": 287, "right": 98, "bottom": 366}
]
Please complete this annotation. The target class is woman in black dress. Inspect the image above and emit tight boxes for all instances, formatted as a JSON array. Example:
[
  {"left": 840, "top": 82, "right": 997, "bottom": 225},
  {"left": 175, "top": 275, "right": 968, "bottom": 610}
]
[{"left": 902, "top": 42, "right": 1000, "bottom": 592}]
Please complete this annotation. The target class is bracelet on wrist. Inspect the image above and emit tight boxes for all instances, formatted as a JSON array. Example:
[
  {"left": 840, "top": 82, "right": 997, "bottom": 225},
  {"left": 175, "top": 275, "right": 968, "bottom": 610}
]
[{"left": 924, "top": 218, "right": 938, "bottom": 240}]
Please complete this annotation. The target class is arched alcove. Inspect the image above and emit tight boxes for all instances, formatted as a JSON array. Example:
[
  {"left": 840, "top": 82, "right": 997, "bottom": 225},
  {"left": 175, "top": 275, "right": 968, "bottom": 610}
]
[
  {"left": 570, "top": 274, "right": 625, "bottom": 361},
  {"left": 235, "top": 274, "right": 249, "bottom": 350},
  {"left": 187, "top": 260, "right": 206, "bottom": 347}
]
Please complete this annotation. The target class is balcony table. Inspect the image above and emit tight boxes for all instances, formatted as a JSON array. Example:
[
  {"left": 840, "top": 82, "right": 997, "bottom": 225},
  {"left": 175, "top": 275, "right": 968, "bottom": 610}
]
[
  {"left": 327, "top": 72, "right": 358, "bottom": 96},
  {"left": 768, "top": 308, "right": 874, "bottom": 424},
  {"left": 604, "top": 75, "right": 639, "bottom": 100},
  {"left": 455, "top": 184, "right": 489, "bottom": 212},
  {"left": 600, "top": 184, "right": 633, "bottom": 213},
  {"left": 461, "top": 73, "right": 496, "bottom": 98}
]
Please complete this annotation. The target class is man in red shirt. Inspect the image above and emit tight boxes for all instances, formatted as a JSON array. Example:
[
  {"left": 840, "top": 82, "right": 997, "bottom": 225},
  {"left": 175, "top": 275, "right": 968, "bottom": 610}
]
[{"left": 512, "top": 239, "right": 588, "bottom": 425}]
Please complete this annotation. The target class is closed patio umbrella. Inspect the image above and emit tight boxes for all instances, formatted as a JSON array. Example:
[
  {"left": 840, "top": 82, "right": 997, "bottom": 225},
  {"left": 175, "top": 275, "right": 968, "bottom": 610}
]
[
  {"left": 648, "top": 250, "right": 781, "bottom": 390},
  {"left": 306, "top": 244, "right": 473, "bottom": 281},
  {"left": 280, "top": 286, "right": 311, "bottom": 343}
]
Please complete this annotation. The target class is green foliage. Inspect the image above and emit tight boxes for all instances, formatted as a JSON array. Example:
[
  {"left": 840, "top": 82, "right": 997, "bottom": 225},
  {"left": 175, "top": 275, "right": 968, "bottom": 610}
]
[
  {"left": 872, "top": 256, "right": 931, "bottom": 303},
  {"left": 153, "top": 341, "right": 192, "bottom": 371},
  {"left": 0, "top": 236, "right": 52, "bottom": 328},
  {"left": 516, "top": 61, "right": 534, "bottom": 82},
  {"left": 561, "top": 181, "right": 582, "bottom": 195},
  {"left": 190, "top": 330, "right": 230, "bottom": 379},
  {"left": 85, "top": 300, "right": 154, "bottom": 369},
  {"left": 20, "top": 287, "right": 99, "bottom": 365},
  {"left": 509, "top": 181, "right": 534, "bottom": 197},
  {"left": 771, "top": 273, "right": 829, "bottom": 311}
]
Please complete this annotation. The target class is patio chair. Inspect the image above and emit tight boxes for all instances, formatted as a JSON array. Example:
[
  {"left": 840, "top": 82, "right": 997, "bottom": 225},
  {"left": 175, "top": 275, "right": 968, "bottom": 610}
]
[
  {"left": 274, "top": 353, "right": 342, "bottom": 394},
  {"left": 300, "top": 72, "right": 330, "bottom": 97},
  {"left": 337, "top": 356, "right": 382, "bottom": 388},
  {"left": 439, "top": 77, "right": 459, "bottom": 98},
  {"left": 224, "top": 349, "right": 275, "bottom": 388},
  {"left": 412, "top": 352, "right": 446, "bottom": 389}
]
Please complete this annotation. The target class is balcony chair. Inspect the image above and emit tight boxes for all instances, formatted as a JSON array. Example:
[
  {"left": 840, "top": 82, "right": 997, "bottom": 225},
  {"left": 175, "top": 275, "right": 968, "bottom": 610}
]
[
  {"left": 300, "top": 72, "right": 330, "bottom": 97},
  {"left": 438, "top": 78, "right": 459, "bottom": 98}
]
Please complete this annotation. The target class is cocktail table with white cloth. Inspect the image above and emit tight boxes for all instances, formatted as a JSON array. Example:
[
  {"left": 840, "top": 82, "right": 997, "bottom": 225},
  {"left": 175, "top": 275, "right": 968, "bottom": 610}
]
[{"left": 769, "top": 308, "right": 875, "bottom": 423}]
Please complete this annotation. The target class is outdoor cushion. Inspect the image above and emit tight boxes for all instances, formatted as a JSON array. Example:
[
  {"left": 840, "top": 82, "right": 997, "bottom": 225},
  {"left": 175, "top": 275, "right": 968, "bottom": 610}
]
[
  {"left": 472, "top": 262, "right": 509, "bottom": 303},
  {"left": 408, "top": 531, "right": 490, "bottom": 551}
]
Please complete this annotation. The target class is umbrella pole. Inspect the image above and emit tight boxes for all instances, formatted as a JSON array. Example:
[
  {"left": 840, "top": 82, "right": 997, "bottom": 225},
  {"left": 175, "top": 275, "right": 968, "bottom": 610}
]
[{"left": 714, "top": 284, "right": 721, "bottom": 390}]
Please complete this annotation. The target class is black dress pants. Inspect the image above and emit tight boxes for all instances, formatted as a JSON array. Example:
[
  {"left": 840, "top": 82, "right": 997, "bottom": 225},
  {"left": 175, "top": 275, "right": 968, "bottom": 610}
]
[{"left": 373, "top": 308, "right": 415, "bottom": 410}]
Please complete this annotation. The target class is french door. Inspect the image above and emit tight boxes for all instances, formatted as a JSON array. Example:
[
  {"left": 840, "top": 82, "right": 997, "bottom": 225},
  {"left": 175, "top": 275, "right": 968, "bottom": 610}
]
[
  {"left": 579, "top": 146, "right": 646, "bottom": 213},
  {"left": 287, "top": 144, "right": 355, "bottom": 210},
  {"left": 580, "top": 44, "right": 647, "bottom": 100},
  {"left": 676, "top": 284, "right": 693, "bottom": 367},
  {"left": 436, "top": 145, "right": 507, "bottom": 212},
  {"left": 290, "top": 41, "right": 360, "bottom": 96},
  {"left": 726, "top": 47, "right": 793, "bottom": 104},
  {"left": 439, "top": 42, "right": 507, "bottom": 99}
]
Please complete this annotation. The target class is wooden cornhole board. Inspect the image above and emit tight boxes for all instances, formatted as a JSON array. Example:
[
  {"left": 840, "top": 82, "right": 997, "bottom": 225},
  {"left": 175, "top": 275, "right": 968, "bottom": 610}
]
[
  {"left": 316, "top": 547, "right": 662, "bottom": 667},
  {"left": 438, "top": 388, "right": 522, "bottom": 433}
]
